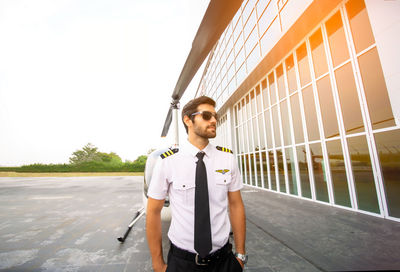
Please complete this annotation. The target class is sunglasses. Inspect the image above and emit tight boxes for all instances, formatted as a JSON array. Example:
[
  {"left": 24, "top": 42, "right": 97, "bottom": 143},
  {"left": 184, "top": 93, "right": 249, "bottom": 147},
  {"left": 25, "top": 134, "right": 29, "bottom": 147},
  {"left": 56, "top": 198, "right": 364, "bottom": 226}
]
[{"left": 191, "top": 111, "right": 218, "bottom": 121}]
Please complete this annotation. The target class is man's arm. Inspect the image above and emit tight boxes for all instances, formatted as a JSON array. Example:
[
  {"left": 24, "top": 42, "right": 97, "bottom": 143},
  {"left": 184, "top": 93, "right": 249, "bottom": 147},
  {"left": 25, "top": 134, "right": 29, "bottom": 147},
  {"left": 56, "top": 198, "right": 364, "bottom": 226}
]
[
  {"left": 228, "top": 190, "right": 246, "bottom": 267},
  {"left": 146, "top": 197, "right": 167, "bottom": 272}
]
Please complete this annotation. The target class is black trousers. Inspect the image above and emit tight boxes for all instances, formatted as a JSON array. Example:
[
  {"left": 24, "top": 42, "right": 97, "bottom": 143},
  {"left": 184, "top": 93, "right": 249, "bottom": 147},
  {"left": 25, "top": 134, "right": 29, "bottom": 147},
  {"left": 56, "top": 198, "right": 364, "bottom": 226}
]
[{"left": 165, "top": 244, "right": 243, "bottom": 272}]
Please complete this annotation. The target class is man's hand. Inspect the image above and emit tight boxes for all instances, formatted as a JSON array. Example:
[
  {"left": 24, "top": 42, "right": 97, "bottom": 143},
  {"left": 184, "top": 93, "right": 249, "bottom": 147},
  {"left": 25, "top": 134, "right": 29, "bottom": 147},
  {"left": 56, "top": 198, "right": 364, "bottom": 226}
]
[{"left": 236, "top": 257, "right": 244, "bottom": 269}]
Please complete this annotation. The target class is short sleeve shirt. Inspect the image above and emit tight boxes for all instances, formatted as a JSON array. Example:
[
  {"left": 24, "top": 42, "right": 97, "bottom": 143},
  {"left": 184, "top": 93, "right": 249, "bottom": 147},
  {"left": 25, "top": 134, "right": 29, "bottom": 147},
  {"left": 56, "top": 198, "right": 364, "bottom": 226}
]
[{"left": 148, "top": 140, "right": 243, "bottom": 254}]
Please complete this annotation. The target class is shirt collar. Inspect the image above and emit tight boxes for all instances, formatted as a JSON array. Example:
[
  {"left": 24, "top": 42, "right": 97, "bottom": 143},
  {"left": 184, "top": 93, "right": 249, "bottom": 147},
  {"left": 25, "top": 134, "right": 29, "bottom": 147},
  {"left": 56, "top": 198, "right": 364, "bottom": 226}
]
[{"left": 182, "top": 138, "right": 214, "bottom": 158}]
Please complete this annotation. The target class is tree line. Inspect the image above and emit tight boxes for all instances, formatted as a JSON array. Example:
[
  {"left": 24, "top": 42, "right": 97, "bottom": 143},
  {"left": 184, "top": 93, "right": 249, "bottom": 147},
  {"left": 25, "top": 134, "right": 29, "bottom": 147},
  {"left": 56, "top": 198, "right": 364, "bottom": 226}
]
[{"left": 0, "top": 143, "right": 148, "bottom": 173}]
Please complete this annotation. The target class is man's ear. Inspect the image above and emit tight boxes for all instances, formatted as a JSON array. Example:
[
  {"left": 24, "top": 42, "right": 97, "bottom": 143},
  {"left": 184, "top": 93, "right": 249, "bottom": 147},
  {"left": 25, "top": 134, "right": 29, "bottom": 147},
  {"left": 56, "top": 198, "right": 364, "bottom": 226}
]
[{"left": 183, "top": 115, "right": 192, "bottom": 128}]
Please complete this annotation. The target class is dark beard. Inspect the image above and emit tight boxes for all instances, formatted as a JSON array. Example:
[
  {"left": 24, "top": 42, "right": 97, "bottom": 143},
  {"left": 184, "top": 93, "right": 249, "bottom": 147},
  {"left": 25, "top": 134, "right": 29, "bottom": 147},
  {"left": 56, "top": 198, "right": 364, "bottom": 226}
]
[{"left": 194, "top": 125, "right": 216, "bottom": 139}]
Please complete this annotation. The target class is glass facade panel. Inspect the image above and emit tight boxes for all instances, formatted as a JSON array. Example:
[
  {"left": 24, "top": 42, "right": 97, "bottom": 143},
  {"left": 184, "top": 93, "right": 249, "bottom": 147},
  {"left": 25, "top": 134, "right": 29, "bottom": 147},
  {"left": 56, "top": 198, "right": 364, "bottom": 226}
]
[
  {"left": 285, "top": 147, "right": 298, "bottom": 196},
  {"left": 335, "top": 62, "right": 364, "bottom": 134},
  {"left": 272, "top": 106, "right": 281, "bottom": 147},
  {"left": 250, "top": 90, "right": 256, "bottom": 116},
  {"left": 290, "top": 93, "right": 305, "bottom": 144},
  {"left": 245, "top": 25, "right": 258, "bottom": 56},
  {"left": 285, "top": 54, "right": 297, "bottom": 94},
  {"left": 256, "top": 0, "right": 268, "bottom": 19},
  {"left": 296, "top": 43, "right": 311, "bottom": 87},
  {"left": 243, "top": 122, "right": 248, "bottom": 152},
  {"left": 227, "top": 49, "right": 235, "bottom": 69},
  {"left": 257, "top": 2, "right": 276, "bottom": 38},
  {"left": 316, "top": 75, "right": 340, "bottom": 138},
  {"left": 268, "top": 72, "right": 277, "bottom": 105},
  {"left": 236, "top": 47, "right": 246, "bottom": 69},
  {"left": 233, "top": 22, "right": 242, "bottom": 44},
  {"left": 234, "top": 105, "right": 238, "bottom": 126},
  {"left": 247, "top": 122, "right": 254, "bottom": 152},
  {"left": 262, "top": 152, "right": 269, "bottom": 189},
  {"left": 276, "top": 65, "right": 286, "bottom": 100},
  {"left": 243, "top": 9, "right": 256, "bottom": 39},
  {"left": 297, "top": 145, "right": 311, "bottom": 199},
  {"left": 258, "top": 114, "right": 266, "bottom": 150},
  {"left": 242, "top": 0, "right": 253, "bottom": 23},
  {"left": 235, "top": 126, "right": 240, "bottom": 152},
  {"left": 326, "top": 11, "right": 350, "bottom": 67},
  {"left": 247, "top": 45, "right": 260, "bottom": 73},
  {"left": 310, "top": 143, "right": 329, "bottom": 203},
  {"left": 347, "top": 135, "right": 379, "bottom": 213},
  {"left": 237, "top": 63, "right": 247, "bottom": 86},
  {"left": 255, "top": 152, "right": 262, "bottom": 187},
  {"left": 245, "top": 95, "right": 251, "bottom": 120},
  {"left": 310, "top": 28, "right": 328, "bottom": 78},
  {"left": 255, "top": 85, "right": 262, "bottom": 113},
  {"left": 238, "top": 125, "right": 244, "bottom": 153},
  {"left": 241, "top": 154, "right": 246, "bottom": 184},
  {"left": 264, "top": 110, "right": 273, "bottom": 149},
  {"left": 238, "top": 101, "right": 243, "bottom": 125},
  {"left": 253, "top": 117, "right": 260, "bottom": 151},
  {"left": 302, "top": 86, "right": 320, "bottom": 141},
  {"left": 374, "top": 129, "right": 400, "bottom": 218},
  {"left": 326, "top": 140, "right": 351, "bottom": 208},
  {"left": 269, "top": 151, "right": 277, "bottom": 191},
  {"left": 261, "top": 79, "right": 269, "bottom": 109},
  {"left": 277, "top": 149, "right": 286, "bottom": 193},
  {"left": 358, "top": 48, "right": 395, "bottom": 130},
  {"left": 346, "top": 0, "right": 375, "bottom": 54},
  {"left": 247, "top": 154, "right": 254, "bottom": 186},
  {"left": 280, "top": 99, "right": 292, "bottom": 145}
]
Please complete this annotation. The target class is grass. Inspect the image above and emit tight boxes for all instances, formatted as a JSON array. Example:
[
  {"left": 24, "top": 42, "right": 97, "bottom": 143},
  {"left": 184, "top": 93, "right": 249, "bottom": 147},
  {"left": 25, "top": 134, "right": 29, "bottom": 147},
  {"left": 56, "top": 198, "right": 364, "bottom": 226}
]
[{"left": 0, "top": 172, "right": 144, "bottom": 177}]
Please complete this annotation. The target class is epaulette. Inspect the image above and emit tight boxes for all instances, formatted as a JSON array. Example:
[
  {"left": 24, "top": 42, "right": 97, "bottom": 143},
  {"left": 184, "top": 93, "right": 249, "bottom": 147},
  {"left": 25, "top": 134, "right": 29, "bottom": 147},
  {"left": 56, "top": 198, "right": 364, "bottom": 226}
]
[
  {"left": 216, "top": 146, "right": 233, "bottom": 154},
  {"left": 160, "top": 148, "right": 179, "bottom": 159}
]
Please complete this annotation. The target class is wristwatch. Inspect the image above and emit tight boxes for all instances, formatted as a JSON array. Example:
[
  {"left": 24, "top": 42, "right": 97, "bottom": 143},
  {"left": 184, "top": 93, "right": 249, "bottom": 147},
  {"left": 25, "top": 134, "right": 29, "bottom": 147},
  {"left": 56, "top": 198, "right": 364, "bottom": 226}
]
[{"left": 234, "top": 252, "right": 248, "bottom": 264}]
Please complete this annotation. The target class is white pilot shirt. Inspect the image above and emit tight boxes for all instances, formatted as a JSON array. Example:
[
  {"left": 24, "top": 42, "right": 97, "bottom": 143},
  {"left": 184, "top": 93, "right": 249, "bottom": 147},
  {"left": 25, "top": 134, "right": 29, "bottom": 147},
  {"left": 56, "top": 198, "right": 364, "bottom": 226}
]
[{"left": 148, "top": 140, "right": 243, "bottom": 254}]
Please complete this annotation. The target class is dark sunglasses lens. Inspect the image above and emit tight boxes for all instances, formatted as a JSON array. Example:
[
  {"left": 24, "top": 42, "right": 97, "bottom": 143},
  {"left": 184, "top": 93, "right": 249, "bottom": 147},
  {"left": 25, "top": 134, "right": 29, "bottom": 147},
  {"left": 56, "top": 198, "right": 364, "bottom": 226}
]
[
  {"left": 201, "top": 111, "right": 218, "bottom": 121},
  {"left": 202, "top": 111, "right": 212, "bottom": 120}
]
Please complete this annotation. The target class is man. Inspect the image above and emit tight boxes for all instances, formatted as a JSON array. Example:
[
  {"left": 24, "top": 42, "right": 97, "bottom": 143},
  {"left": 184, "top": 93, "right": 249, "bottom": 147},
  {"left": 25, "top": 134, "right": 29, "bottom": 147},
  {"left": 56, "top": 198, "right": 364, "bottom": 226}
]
[{"left": 146, "top": 96, "right": 247, "bottom": 272}]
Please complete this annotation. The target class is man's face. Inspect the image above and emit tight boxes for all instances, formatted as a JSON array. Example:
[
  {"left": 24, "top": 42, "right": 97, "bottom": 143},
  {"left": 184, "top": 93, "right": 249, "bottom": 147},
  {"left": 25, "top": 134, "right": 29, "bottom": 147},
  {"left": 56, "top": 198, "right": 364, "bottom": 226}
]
[{"left": 190, "top": 104, "right": 217, "bottom": 139}]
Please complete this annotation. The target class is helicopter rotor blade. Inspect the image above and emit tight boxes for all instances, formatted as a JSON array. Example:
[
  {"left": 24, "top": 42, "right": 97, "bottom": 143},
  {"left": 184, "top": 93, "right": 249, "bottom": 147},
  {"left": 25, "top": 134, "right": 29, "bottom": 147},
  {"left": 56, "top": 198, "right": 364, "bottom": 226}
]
[
  {"left": 161, "top": 0, "right": 243, "bottom": 137},
  {"left": 171, "top": 0, "right": 243, "bottom": 102}
]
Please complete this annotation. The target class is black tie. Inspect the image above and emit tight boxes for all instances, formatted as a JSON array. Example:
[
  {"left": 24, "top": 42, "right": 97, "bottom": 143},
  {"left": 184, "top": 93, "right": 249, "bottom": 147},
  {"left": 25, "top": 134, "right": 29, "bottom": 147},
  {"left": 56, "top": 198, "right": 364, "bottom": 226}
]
[{"left": 194, "top": 152, "right": 212, "bottom": 258}]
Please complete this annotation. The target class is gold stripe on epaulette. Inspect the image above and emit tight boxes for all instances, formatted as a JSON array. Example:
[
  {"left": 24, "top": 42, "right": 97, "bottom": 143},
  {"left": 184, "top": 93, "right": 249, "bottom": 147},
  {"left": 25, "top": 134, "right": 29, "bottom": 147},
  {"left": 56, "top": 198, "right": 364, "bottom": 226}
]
[
  {"left": 160, "top": 148, "right": 179, "bottom": 159},
  {"left": 216, "top": 146, "right": 233, "bottom": 154}
]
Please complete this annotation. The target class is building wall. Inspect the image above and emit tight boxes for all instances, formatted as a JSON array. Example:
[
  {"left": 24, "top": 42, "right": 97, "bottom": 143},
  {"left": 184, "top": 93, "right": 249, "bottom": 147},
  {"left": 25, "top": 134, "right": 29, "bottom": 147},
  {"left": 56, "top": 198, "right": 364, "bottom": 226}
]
[{"left": 201, "top": 0, "right": 400, "bottom": 221}]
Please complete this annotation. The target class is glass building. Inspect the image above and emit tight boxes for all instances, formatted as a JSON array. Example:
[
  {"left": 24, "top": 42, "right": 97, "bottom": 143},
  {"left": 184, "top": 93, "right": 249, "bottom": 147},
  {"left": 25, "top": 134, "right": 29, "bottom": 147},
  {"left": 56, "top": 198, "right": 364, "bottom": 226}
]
[{"left": 197, "top": 0, "right": 400, "bottom": 221}]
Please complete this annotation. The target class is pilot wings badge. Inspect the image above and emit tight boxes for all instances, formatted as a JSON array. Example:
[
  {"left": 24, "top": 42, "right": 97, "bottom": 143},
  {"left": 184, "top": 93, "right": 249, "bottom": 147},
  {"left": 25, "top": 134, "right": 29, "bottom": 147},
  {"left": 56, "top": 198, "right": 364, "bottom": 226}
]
[{"left": 215, "top": 169, "right": 230, "bottom": 175}]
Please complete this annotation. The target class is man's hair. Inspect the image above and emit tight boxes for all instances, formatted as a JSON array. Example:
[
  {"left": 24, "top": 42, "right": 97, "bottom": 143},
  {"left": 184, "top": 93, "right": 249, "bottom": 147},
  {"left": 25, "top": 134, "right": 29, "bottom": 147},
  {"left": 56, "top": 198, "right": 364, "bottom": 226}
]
[{"left": 181, "top": 96, "right": 216, "bottom": 134}]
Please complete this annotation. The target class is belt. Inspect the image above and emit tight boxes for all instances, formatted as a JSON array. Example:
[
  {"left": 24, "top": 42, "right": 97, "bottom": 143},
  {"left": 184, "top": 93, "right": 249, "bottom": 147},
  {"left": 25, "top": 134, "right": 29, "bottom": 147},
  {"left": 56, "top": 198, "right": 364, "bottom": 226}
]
[{"left": 170, "top": 242, "right": 232, "bottom": 266}]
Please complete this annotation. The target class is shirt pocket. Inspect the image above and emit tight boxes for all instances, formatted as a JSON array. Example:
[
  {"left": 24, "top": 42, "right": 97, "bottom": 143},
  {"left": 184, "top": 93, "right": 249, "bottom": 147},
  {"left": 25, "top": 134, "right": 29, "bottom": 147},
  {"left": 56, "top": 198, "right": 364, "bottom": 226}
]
[
  {"left": 172, "top": 179, "right": 196, "bottom": 206},
  {"left": 215, "top": 174, "right": 232, "bottom": 186},
  {"left": 214, "top": 173, "right": 232, "bottom": 201}
]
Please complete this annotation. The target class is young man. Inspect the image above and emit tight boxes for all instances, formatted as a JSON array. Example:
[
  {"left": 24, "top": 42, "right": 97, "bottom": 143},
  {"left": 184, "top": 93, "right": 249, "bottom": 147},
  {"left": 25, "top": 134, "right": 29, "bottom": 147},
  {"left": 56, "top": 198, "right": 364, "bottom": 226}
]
[{"left": 146, "top": 96, "right": 247, "bottom": 272}]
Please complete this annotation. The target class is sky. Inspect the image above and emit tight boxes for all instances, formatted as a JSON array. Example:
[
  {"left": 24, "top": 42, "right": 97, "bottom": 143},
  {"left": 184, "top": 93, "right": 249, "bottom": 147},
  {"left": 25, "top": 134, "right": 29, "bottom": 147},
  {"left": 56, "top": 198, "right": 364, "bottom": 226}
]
[{"left": 0, "top": 0, "right": 210, "bottom": 166}]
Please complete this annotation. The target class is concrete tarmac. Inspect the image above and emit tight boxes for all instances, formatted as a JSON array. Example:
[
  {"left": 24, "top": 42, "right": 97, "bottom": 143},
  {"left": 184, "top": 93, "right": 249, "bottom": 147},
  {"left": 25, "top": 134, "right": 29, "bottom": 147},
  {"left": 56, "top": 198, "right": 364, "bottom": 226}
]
[{"left": 0, "top": 176, "right": 399, "bottom": 271}]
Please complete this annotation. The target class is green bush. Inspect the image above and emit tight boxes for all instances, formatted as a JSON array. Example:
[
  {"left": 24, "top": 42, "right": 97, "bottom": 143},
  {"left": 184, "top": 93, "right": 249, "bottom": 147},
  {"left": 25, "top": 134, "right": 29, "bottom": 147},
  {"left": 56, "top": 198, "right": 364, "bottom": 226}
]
[
  {"left": 0, "top": 167, "right": 20, "bottom": 172},
  {"left": 13, "top": 161, "right": 146, "bottom": 173}
]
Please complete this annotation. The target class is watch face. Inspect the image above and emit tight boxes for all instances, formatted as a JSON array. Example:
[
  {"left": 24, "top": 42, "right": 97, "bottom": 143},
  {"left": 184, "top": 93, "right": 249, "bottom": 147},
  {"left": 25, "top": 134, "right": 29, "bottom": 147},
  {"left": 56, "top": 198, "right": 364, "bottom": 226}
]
[{"left": 235, "top": 253, "right": 248, "bottom": 264}]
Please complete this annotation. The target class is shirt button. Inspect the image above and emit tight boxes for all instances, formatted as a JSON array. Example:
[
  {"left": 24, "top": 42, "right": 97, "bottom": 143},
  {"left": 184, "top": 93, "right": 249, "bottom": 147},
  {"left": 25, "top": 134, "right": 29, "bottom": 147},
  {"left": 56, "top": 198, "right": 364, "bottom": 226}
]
[{"left": 182, "top": 185, "right": 186, "bottom": 188}]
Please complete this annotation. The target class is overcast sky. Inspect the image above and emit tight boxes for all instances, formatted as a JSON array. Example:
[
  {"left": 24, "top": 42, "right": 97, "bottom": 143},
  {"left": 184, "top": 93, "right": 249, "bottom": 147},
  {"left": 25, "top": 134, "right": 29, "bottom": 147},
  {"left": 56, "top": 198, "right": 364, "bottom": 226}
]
[{"left": 0, "top": 0, "right": 209, "bottom": 166}]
